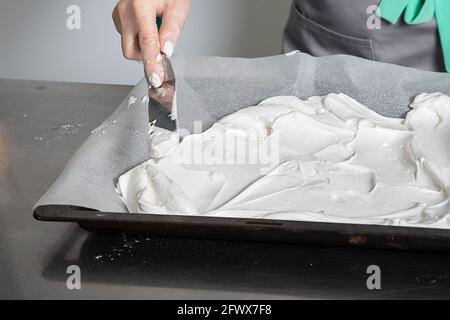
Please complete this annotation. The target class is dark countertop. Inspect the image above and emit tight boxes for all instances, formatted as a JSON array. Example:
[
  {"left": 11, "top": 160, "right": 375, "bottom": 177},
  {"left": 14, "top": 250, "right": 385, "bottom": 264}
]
[{"left": 1, "top": 79, "right": 450, "bottom": 300}]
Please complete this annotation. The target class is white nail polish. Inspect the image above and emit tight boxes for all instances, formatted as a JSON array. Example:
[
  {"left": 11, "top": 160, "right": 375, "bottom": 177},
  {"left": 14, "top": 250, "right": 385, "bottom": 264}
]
[
  {"left": 150, "top": 73, "right": 162, "bottom": 88},
  {"left": 163, "top": 41, "right": 174, "bottom": 58},
  {"left": 156, "top": 53, "right": 163, "bottom": 63}
]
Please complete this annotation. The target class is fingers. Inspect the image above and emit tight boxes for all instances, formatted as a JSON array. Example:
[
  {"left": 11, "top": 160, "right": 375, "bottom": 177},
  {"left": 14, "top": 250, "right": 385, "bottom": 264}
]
[
  {"left": 113, "top": 0, "right": 190, "bottom": 88},
  {"left": 159, "top": 0, "right": 190, "bottom": 57},
  {"left": 121, "top": 32, "right": 141, "bottom": 61},
  {"left": 113, "top": 1, "right": 141, "bottom": 61},
  {"left": 112, "top": 5, "right": 122, "bottom": 33},
  {"left": 133, "top": 2, "right": 165, "bottom": 87}
]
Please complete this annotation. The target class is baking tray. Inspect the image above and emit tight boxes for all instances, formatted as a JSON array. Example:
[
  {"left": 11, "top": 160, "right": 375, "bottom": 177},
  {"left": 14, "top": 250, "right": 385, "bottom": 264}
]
[
  {"left": 33, "top": 54, "right": 450, "bottom": 252},
  {"left": 33, "top": 205, "right": 450, "bottom": 251}
]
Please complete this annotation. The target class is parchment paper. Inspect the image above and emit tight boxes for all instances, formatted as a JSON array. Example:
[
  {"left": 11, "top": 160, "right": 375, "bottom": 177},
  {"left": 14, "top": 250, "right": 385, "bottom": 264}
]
[{"left": 35, "top": 52, "right": 450, "bottom": 213}]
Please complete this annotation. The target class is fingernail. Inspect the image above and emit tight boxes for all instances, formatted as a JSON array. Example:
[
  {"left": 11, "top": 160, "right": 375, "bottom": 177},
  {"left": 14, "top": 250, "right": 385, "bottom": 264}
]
[
  {"left": 156, "top": 53, "right": 163, "bottom": 63},
  {"left": 163, "top": 41, "right": 174, "bottom": 58},
  {"left": 150, "top": 73, "right": 162, "bottom": 88}
]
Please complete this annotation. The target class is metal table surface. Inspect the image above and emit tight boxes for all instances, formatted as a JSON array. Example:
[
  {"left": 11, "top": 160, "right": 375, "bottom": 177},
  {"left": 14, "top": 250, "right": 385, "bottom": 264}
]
[{"left": 1, "top": 79, "right": 450, "bottom": 300}]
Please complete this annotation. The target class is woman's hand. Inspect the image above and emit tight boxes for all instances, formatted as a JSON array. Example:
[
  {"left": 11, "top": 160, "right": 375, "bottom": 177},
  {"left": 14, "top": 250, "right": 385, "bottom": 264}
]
[{"left": 113, "top": 0, "right": 190, "bottom": 87}]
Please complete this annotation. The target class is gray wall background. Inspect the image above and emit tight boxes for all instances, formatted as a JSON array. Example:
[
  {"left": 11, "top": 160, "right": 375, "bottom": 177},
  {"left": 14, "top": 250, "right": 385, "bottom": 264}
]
[{"left": 0, "top": 0, "right": 291, "bottom": 85}]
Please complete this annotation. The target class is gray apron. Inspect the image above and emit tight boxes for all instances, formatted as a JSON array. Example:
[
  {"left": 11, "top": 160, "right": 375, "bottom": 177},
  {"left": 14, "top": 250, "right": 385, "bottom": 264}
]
[{"left": 283, "top": 0, "right": 445, "bottom": 72}]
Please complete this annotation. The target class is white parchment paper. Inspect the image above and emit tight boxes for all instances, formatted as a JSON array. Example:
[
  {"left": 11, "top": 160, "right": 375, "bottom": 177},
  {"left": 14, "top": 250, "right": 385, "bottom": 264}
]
[{"left": 35, "top": 53, "right": 450, "bottom": 213}]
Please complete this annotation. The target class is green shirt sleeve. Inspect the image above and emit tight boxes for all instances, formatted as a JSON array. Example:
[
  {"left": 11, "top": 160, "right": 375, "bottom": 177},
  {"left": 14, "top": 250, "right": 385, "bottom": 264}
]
[{"left": 377, "top": 0, "right": 450, "bottom": 72}]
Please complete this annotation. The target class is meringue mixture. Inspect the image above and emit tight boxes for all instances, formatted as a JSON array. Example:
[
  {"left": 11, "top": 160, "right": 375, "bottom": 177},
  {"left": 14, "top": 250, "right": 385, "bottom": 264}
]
[{"left": 116, "top": 93, "right": 450, "bottom": 229}]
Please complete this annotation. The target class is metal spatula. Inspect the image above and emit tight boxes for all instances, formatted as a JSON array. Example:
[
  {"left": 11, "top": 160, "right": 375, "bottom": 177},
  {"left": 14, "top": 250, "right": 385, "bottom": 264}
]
[{"left": 146, "top": 54, "right": 177, "bottom": 132}]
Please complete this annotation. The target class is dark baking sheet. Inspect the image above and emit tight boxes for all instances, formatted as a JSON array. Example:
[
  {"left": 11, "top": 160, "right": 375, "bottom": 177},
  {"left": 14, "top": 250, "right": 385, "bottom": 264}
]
[
  {"left": 33, "top": 53, "right": 450, "bottom": 251},
  {"left": 34, "top": 205, "right": 450, "bottom": 251}
]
